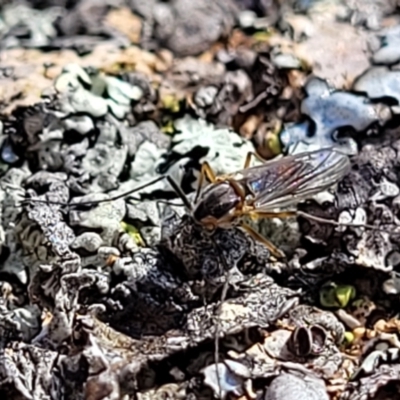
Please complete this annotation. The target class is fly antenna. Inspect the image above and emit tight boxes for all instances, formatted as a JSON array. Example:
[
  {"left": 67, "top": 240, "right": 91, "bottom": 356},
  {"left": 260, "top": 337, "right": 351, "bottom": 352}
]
[
  {"left": 20, "top": 174, "right": 194, "bottom": 212},
  {"left": 164, "top": 175, "right": 193, "bottom": 212}
]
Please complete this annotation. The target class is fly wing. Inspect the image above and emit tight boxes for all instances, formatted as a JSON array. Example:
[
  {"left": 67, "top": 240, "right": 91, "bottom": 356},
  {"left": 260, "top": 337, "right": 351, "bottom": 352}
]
[{"left": 233, "top": 148, "right": 350, "bottom": 212}]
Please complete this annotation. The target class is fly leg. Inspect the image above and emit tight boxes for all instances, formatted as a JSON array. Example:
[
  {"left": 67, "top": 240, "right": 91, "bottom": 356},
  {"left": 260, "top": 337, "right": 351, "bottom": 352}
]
[
  {"left": 194, "top": 156, "right": 267, "bottom": 204},
  {"left": 243, "top": 151, "right": 284, "bottom": 169},
  {"left": 245, "top": 210, "right": 298, "bottom": 221},
  {"left": 194, "top": 161, "right": 218, "bottom": 203},
  {"left": 251, "top": 210, "right": 387, "bottom": 233},
  {"left": 243, "top": 151, "right": 267, "bottom": 169},
  {"left": 238, "top": 210, "right": 299, "bottom": 259},
  {"left": 239, "top": 222, "right": 286, "bottom": 259}
]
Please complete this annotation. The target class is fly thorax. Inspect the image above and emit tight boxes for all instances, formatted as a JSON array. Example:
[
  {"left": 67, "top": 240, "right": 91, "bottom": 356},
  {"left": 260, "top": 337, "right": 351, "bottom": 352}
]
[{"left": 192, "top": 182, "right": 241, "bottom": 225}]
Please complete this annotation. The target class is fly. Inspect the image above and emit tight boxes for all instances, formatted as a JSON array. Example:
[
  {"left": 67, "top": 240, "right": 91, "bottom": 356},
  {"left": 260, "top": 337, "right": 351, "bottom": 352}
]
[
  {"left": 24, "top": 147, "right": 374, "bottom": 259},
  {"left": 189, "top": 147, "right": 351, "bottom": 257}
]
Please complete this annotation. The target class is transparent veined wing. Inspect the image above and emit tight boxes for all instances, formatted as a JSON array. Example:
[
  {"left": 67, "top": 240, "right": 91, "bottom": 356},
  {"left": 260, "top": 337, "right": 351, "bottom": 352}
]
[{"left": 231, "top": 147, "right": 350, "bottom": 212}]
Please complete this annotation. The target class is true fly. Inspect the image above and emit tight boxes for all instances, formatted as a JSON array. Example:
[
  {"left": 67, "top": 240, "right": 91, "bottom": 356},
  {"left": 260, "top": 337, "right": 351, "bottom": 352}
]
[
  {"left": 24, "top": 147, "right": 352, "bottom": 259},
  {"left": 189, "top": 147, "right": 350, "bottom": 257}
]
